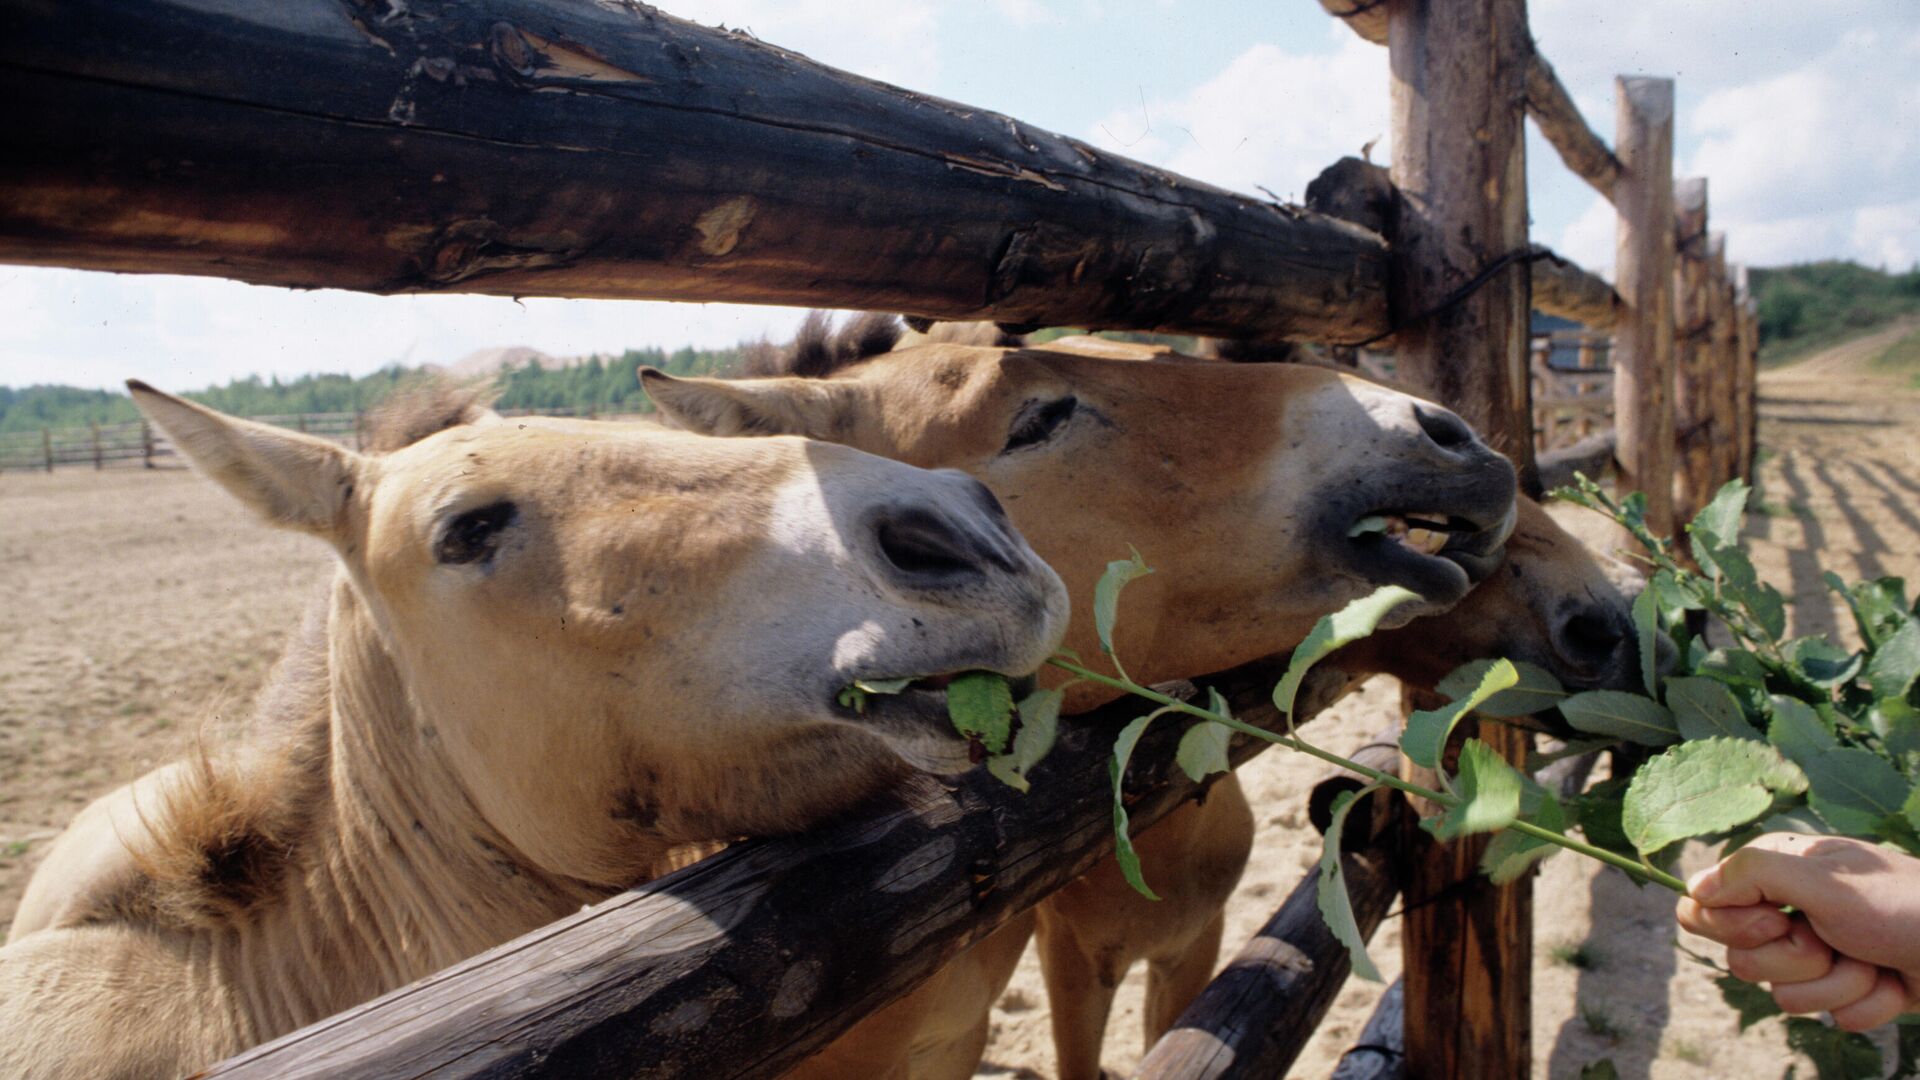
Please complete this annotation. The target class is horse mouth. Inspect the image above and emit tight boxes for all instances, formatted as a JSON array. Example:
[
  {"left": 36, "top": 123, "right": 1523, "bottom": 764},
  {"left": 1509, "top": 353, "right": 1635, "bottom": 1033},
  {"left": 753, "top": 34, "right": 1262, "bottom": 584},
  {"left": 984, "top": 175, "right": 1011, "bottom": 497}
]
[
  {"left": 834, "top": 671, "right": 1040, "bottom": 773},
  {"left": 1343, "top": 500, "right": 1515, "bottom": 599}
]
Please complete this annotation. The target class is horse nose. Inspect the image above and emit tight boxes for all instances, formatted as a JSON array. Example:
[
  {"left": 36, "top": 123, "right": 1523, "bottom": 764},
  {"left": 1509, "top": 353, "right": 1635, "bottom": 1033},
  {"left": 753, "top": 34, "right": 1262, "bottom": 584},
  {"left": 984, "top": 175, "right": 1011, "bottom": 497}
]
[
  {"left": 1412, "top": 403, "right": 1482, "bottom": 454},
  {"left": 873, "top": 495, "right": 1020, "bottom": 589},
  {"left": 1552, "top": 602, "right": 1633, "bottom": 678}
]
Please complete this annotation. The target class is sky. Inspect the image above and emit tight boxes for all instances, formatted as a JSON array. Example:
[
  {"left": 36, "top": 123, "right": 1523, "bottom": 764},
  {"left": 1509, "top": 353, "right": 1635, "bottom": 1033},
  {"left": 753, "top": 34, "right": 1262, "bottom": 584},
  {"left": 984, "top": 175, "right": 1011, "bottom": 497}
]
[{"left": 4, "top": 0, "right": 1915, "bottom": 390}]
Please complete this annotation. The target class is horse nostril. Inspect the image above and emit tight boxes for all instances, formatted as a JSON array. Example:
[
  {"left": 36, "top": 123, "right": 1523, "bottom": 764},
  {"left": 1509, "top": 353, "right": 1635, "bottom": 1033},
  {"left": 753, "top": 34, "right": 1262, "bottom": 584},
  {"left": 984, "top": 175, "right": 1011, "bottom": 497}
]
[
  {"left": 876, "top": 507, "right": 985, "bottom": 583},
  {"left": 1414, "top": 404, "right": 1477, "bottom": 451},
  {"left": 1559, "top": 609, "right": 1627, "bottom": 664}
]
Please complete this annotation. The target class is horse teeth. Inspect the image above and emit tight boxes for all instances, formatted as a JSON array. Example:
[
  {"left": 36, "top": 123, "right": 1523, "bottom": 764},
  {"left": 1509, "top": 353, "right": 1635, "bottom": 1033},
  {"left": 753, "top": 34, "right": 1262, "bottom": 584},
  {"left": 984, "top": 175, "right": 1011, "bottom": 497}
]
[{"left": 1403, "top": 527, "right": 1445, "bottom": 555}]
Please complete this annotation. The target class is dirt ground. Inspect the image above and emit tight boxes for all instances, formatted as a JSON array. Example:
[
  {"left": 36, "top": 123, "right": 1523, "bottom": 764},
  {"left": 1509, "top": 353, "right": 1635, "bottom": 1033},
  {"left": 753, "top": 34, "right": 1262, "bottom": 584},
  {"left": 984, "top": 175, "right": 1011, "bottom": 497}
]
[{"left": 0, "top": 329, "right": 1914, "bottom": 1077}]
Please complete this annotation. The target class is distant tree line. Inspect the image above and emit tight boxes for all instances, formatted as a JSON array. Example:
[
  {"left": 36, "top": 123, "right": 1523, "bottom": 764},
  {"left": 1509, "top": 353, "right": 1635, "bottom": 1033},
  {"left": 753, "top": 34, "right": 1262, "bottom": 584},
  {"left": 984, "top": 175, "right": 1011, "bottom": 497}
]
[{"left": 0, "top": 345, "right": 745, "bottom": 435}]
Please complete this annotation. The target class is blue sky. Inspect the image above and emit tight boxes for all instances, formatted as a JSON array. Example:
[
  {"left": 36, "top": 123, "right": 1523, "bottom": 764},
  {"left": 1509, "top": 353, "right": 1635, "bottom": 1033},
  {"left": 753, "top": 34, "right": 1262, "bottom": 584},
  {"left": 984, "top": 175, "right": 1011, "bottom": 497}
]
[{"left": 4, "top": 0, "right": 1915, "bottom": 390}]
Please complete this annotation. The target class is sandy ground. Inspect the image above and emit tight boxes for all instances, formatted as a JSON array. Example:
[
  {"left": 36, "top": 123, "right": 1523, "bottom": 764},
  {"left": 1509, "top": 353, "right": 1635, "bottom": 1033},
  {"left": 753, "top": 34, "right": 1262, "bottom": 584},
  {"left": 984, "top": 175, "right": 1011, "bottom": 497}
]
[{"left": 0, "top": 332, "right": 1914, "bottom": 1078}]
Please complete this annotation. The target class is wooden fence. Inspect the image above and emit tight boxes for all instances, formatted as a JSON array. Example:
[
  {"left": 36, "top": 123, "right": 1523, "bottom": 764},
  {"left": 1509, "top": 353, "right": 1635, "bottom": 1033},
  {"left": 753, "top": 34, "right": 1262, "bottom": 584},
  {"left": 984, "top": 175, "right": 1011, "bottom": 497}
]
[{"left": 0, "top": 0, "right": 1761, "bottom": 1077}]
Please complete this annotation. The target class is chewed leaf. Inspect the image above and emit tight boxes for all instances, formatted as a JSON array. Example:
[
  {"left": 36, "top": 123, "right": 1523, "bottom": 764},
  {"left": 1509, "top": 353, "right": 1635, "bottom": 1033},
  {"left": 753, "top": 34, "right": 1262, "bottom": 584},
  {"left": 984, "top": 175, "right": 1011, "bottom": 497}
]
[
  {"left": 1426, "top": 739, "right": 1523, "bottom": 841},
  {"left": 1094, "top": 546, "right": 1152, "bottom": 658},
  {"left": 986, "top": 687, "right": 1063, "bottom": 793},
  {"left": 946, "top": 672, "right": 1015, "bottom": 754},
  {"left": 1275, "top": 585, "right": 1423, "bottom": 720},
  {"left": 1109, "top": 708, "right": 1173, "bottom": 900},
  {"left": 1403, "top": 660, "right": 1520, "bottom": 770},
  {"left": 1665, "top": 676, "right": 1763, "bottom": 742},
  {"left": 1622, "top": 738, "right": 1807, "bottom": 856},
  {"left": 1558, "top": 690, "right": 1680, "bottom": 746},
  {"left": 1317, "top": 787, "right": 1383, "bottom": 982},
  {"left": 1175, "top": 688, "right": 1235, "bottom": 783},
  {"left": 853, "top": 677, "right": 914, "bottom": 695},
  {"left": 1347, "top": 515, "right": 1389, "bottom": 538},
  {"left": 1436, "top": 658, "right": 1564, "bottom": 718}
]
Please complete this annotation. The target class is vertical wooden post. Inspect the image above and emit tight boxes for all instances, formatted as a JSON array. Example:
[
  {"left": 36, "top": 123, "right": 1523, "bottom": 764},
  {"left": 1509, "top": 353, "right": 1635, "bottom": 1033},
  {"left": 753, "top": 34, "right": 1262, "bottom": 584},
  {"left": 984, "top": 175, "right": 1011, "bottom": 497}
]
[
  {"left": 90, "top": 422, "right": 102, "bottom": 470},
  {"left": 1388, "top": 1, "right": 1534, "bottom": 1076},
  {"left": 1732, "top": 266, "right": 1758, "bottom": 479},
  {"left": 1706, "top": 234, "right": 1735, "bottom": 490},
  {"left": 1387, "top": 0, "right": 1539, "bottom": 494},
  {"left": 142, "top": 420, "right": 155, "bottom": 468},
  {"left": 1611, "top": 76, "right": 1678, "bottom": 542},
  {"left": 42, "top": 427, "right": 52, "bottom": 473},
  {"left": 1670, "top": 177, "right": 1709, "bottom": 526}
]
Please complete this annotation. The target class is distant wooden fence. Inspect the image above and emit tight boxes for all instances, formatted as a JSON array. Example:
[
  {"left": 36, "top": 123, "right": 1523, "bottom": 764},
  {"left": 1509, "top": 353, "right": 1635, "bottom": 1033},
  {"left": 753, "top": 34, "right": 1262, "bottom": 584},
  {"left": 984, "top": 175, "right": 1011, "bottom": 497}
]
[
  {"left": 0, "top": 407, "right": 641, "bottom": 473},
  {"left": 1, "top": 0, "right": 1762, "bottom": 1077}
]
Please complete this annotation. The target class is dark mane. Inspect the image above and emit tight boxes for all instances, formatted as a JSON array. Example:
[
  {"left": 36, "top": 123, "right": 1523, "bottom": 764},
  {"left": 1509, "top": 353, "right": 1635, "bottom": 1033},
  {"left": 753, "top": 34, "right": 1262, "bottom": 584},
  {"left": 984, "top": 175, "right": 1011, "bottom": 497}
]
[
  {"left": 359, "top": 378, "right": 498, "bottom": 452},
  {"left": 732, "top": 311, "right": 904, "bottom": 378}
]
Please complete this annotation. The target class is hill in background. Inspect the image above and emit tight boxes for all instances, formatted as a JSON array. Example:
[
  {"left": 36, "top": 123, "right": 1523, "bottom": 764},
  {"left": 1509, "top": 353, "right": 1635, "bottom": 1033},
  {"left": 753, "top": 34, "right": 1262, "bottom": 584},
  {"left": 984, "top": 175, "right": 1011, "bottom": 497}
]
[{"left": 1751, "top": 260, "right": 1920, "bottom": 365}]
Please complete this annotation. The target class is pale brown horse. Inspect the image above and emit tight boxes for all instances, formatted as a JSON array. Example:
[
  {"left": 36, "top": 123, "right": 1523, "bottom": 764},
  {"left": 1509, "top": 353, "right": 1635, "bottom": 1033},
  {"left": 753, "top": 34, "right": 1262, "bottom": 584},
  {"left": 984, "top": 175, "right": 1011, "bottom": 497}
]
[
  {"left": 0, "top": 383, "right": 1069, "bottom": 1079},
  {"left": 646, "top": 321, "right": 1645, "bottom": 1079}
]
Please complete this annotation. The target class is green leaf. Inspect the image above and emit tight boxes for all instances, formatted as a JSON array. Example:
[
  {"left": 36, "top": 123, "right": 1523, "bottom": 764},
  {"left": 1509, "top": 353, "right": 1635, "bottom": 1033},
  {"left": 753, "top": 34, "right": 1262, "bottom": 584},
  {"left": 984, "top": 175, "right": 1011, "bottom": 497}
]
[
  {"left": 1666, "top": 676, "right": 1764, "bottom": 742},
  {"left": 1426, "top": 739, "right": 1523, "bottom": 841},
  {"left": 985, "top": 687, "right": 1064, "bottom": 793},
  {"left": 1093, "top": 546, "right": 1152, "bottom": 658},
  {"left": 1715, "top": 975, "right": 1784, "bottom": 1031},
  {"left": 1317, "top": 787, "right": 1383, "bottom": 982},
  {"left": 1402, "top": 660, "right": 1520, "bottom": 769},
  {"left": 946, "top": 672, "right": 1015, "bottom": 754},
  {"left": 1745, "top": 583, "right": 1789, "bottom": 642},
  {"left": 1872, "top": 698, "right": 1920, "bottom": 758},
  {"left": 1697, "top": 647, "right": 1772, "bottom": 691},
  {"left": 1632, "top": 583, "right": 1661, "bottom": 697},
  {"left": 1785, "top": 1017, "right": 1883, "bottom": 1080},
  {"left": 1481, "top": 791, "right": 1567, "bottom": 884},
  {"left": 1769, "top": 695, "right": 1840, "bottom": 762},
  {"left": 1558, "top": 690, "right": 1681, "bottom": 746},
  {"left": 1109, "top": 708, "right": 1171, "bottom": 901},
  {"left": 1437, "top": 659, "right": 1567, "bottom": 717},
  {"left": 1867, "top": 621, "right": 1920, "bottom": 702},
  {"left": 1827, "top": 572, "right": 1912, "bottom": 650},
  {"left": 1800, "top": 747, "right": 1911, "bottom": 834},
  {"left": 1621, "top": 738, "right": 1808, "bottom": 856},
  {"left": 1691, "top": 479, "right": 1751, "bottom": 551},
  {"left": 1175, "top": 688, "right": 1235, "bottom": 783},
  {"left": 1273, "top": 585, "right": 1423, "bottom": 719},
  {"left": 1788, "top": 636, "right": 1865, "bottom": 690},
  {"left": 1579, "top": 1061, "right": 1621, "bottom": 1080}
]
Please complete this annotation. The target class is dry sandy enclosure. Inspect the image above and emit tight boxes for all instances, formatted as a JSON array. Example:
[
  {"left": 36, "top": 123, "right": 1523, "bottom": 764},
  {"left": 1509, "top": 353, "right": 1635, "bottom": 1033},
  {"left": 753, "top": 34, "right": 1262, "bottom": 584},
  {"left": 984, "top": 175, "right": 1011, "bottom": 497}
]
[{"left": 1, "top": 342, "right": 1916, "bottom": 1078}]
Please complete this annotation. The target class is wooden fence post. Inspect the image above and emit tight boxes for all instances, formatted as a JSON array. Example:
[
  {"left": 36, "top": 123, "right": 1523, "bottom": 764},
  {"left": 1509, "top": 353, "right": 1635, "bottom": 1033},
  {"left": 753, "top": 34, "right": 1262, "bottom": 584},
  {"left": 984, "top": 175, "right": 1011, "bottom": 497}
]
[
  {"left": 1671, "top": 178, "right": 1710, "bottom": 526},
  {"left": 1611, "top": 76, "right": 1678, "bottom": 543},
  {"left": 142, "top": 420, "right": 155, "bottom": 468},
  {"left": 1706, "top": 234, "right": 1735, "bottom": 490},
  {"left": 41, "top": 427, "right": 52, "bottom": 473},
  {"left": 1387, "top": 0, "right": 1535, "bottom": 1076},
  {"left": 90, "top": 421, "right": 102, "bottom": 470},
  {"left": 1732, "top": 266, "right": 1758, "bottom": 479}
]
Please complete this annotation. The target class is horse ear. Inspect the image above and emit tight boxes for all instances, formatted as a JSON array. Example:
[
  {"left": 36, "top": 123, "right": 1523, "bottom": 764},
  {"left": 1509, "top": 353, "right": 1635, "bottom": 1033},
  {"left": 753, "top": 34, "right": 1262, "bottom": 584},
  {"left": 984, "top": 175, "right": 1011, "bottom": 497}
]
[
  {"left": 640, "top": 369, "right": 848, "bottom": 439},
  {"left": 128, "top": 381, "right": 364, "bottom": 540}
]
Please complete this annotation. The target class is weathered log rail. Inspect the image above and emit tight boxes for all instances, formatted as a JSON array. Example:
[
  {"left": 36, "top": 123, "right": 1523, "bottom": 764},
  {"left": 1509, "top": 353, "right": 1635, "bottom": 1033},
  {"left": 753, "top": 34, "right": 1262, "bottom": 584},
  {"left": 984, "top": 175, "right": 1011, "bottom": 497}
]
[{"left": 0, "top": 0, "right": 1388, "bottom": 341}]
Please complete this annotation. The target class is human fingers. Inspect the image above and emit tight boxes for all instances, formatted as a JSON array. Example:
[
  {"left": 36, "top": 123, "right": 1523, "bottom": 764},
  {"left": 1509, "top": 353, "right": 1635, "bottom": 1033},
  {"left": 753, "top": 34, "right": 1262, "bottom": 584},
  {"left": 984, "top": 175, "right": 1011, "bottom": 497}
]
[
  {"left": 1676, "top": 897, "right": 1792, "bottom": 948},
  {"left": 1688, "top": 838, "right": 1835, "bottom": 910},
  {"left": 1828, "top": 970, "right": 1909, "bottom": 1032},
  {"left": 1725, "top": 921, "right": 1833, "bottom": 985},
  {"left": 1772, "top": 956, "right": 1880, "bottom": 1016}
]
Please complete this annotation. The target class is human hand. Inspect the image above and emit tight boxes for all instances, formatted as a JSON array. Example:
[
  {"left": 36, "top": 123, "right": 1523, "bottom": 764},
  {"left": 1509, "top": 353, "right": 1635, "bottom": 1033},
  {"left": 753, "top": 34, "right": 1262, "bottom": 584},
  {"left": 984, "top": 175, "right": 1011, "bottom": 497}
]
[{"left": 1676, "top": 833, "right": 1920, "bottom": 1031}]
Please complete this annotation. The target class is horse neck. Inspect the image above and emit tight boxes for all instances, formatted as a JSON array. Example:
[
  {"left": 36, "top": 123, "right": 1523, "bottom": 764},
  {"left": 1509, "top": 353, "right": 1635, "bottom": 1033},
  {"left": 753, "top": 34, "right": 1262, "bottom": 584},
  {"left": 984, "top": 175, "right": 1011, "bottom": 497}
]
[{"left": 223, "top": 576, "right": 610, "bottom": 1037}]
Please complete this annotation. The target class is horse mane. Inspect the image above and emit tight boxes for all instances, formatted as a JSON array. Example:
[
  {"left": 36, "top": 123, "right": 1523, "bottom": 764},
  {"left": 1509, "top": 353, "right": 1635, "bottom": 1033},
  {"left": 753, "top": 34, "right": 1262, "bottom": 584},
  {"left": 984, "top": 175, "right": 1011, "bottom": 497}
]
[
  {"left": 126, "top": 384, "right": 493, "bottom": 928},
  {"left": 358, "top": 377, "right": 498, "bottom": 453},
  {"left": 733, "top": 311, "right": 905, "bottom": 378}
]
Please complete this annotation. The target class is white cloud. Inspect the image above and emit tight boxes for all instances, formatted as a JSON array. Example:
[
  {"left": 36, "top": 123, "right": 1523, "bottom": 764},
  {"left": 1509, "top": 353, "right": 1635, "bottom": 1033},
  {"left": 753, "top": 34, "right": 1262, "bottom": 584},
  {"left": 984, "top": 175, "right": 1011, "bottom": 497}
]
[
  {"left": 665, "top": 0, "right": 941, "bottom": 87},
  {"left": 1085, "top": 29, "right": 1390, "bottom": 204},
  {"left": 1555, "top": 195, "right": 1617, "bottom": 278}
]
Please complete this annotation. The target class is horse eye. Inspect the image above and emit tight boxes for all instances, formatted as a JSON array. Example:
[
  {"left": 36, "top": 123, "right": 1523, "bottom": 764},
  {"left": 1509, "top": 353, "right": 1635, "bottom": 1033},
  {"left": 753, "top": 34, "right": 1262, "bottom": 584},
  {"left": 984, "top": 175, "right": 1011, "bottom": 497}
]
[
  {"left": 1002, "top": 396, "right": 1077, "bottom": 453},
  {"left": 435, "top": 501, "right": 518, "bottom": 565}
]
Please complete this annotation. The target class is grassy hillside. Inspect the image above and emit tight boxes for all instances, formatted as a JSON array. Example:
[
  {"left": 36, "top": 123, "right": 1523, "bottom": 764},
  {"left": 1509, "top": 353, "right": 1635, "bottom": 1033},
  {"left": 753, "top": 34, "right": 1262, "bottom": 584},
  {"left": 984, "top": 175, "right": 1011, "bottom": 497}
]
[
  {"left": 1751, "top": 261, "right": 1920, "bottom": 365},
  {"left": 0, "top": 345, "right": 744, "bottom": 435}
]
